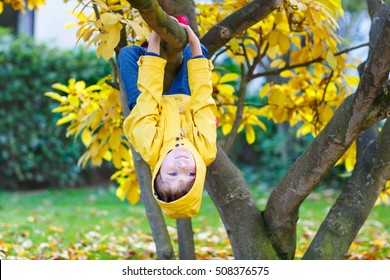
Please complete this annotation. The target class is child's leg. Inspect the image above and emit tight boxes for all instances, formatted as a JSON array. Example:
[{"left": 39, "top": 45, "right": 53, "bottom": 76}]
[
  {"left": 166, "top": 44, "right": 209, "bottom": 95},
  {"left": 118, "top": 45, "right": 146, "bottom": 110}
]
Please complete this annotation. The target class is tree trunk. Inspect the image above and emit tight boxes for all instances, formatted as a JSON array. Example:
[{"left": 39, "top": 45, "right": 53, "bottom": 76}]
[
  {"left": 118, "top": 65, "right": 175, "bottom": 260},
  {"left": 303, "top": 120, "right": 390, "bottom": 259},
  {"left": 264, "top": 0, "right": 390, "bottom": 259},
  {"left": 205, "top": 147, "right": 278, "bottom": 259},
  {"left": 177, "top": 218, "right": 196, "bottom": 259}
]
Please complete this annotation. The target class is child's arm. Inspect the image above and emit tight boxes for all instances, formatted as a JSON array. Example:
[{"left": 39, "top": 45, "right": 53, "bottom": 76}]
[
  {"left": 123, "top": 31, "right": 166, "bottom": 167},
  {"left": 179, "top": 24, "right": 217, "bottom": 165},
  {"left": 147, "top": 31, "right": 161, "bottom": 55},
  {"left": 180, "top": 23, "right": 202, "bottom": 57}
]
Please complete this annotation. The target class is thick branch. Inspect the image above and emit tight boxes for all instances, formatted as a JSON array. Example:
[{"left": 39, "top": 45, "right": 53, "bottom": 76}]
[
  {"left": 205, "top": 146, "right": 278, "bottom": 259},
  {"left": 201, "top": 0, "right": 282, "bottom": 57},
  {"left": 177, "top": 218, "right": 196, "bottom": 259},
  {"left": 263, "top": 4, "right": 390, "bottom": 259},
  {"left": 127, "top": 0, "right": 187, "bottom": 52},
  {"left": 118, "top": 66, "right": 175, "bottom": 260},
  {"left": 222, "top": 66, "right": 247, "bottom": 153},
  {"left": 303, "top": 119, "right": 390, "bottom": 259}
]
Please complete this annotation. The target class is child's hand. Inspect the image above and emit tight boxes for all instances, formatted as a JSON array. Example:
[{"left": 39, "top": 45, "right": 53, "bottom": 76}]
[{"left": 179, "top": 23, "right": 202, "bottom": 57}]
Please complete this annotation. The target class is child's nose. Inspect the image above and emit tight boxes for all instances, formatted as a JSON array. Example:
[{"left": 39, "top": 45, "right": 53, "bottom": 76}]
[{"left": 178, "top": 161, "right": 187, "bottom": 168}]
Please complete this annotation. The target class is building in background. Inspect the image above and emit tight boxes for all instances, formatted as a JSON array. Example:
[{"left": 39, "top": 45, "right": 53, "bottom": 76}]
[{"left": 0, "top": 1, "right": 82, "bottom": 49}]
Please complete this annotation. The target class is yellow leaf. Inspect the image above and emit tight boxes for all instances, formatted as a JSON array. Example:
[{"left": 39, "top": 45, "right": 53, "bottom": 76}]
[
  {"left": 245, "top": 125, "right": 256, "bottom": 144},
  {"left": 280, "top": 70, "right": 295, "bottom": 78},
  {"left": 44, "top": 92, "right": 66, "bottom": 103},
  {"left": 272, "top": 107, "right": 289, "bottom": 123},
  {"left": 230, "top": 38, "right": 240, "bottom": 52},
  {"left": 52, "top": 83, "right": 70, "bottom": 93},
  {"left": 103, "top": 150, "right": 112, "bottom": 161},
  {"left": 291, "top": 36, "right": 301, "bottom": 48},
  {"left": 56, "top": 113, "right": 77, "bottom": 126},
  {"left": 48, "top": 226, "right": 64, "bottom": 233},
  {"left": 270, "top": 59, "right": 283, "bottom": 68},
  {"left": 222, "top": 123, "right": 232, "bottom": 135},
  {"left": 78, "top": 151, "right": 91, "bottom": 168},
  {"left": 109, "top": 129, "right": 121, "bottom": 150},
  {"left": 345, "top": 156, "right": 356, "bottom": 172},
  {"left": 269, "top": 30, "right": 278, "bottom": 47},
  {"left": 268, "top": 91, "right": 289, "bottom": 107},
  {"left": 100, "top": 13, "right": 119, "bottom": 25},
  {"left": 312, "top": 42, "right": 323, "bottom": 58},
  {"left": 326, "top": 51, "right": 337, "bottom": 69},
  {"left": 217, "top": 84, "right": 235, "bottom": 95},
  {"left": 296, "top": 123, "right": 313, "bottom": 137},
  {"left": 51, "top": 105, "right": 73, "bottom": 113},
  {"left": 259, "top": 83, "right": 270, "bottom": 98},
  {"left": 116, "top": 181, "right": 129, "bottom": 201},
  {"left": 344, "top": 74, "right": 359, "bottom": 88},
  {"left": 112, "top": 150, "right": 122, "bottom": 169},
  {"left": 219, "top": 73, "right": 239, "bottom": 84},
  {"left": 91, "top": 154, "right": 103, "bottom": 166},
  {"left": 128, "top": 20, "right": 147, "bottom": 38},
  {"left": 68, "top": 95, "right": 80, "bottom": 107},
  {"left": 320, "top": 106, "right": 334, "bottom": 123},
  {"left": 278, "top": 33, "right": 290, "bottom": 53},
  {"left": 267, "top": 46, "right": 278, "bottom": 59},
  {"left": 127, "top": 184, "right": 140, "bottom": 205},
  {"left": 120, "top": 144, "right": 132, "bottom": 163},
  {"left": 212, "top": 71, "right": 221, "bottom": 85},
  {"left": 94, "top": 0, "right": 109, "bottom": 10},
  {"left": 81, "top": 128, "right": 92, "bottom": 147}
]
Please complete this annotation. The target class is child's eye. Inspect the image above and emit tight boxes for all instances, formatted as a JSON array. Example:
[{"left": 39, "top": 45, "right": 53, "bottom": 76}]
[
  {"left": 168, "top": 172, "right": 177, "bottom": 176},
  {"left": 187, "top": 172, "right": 196, "bottom": 177}
]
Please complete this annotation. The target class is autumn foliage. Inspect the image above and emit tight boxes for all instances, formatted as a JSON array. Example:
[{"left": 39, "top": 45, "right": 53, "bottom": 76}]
[{"left": 2, "top": 0, "right": 388, "bottom": 205}]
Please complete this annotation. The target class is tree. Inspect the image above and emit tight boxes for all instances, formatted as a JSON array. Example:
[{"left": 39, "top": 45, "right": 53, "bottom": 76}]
[{"left": 4, "top": 0, "right": 389, "bottom": 259}]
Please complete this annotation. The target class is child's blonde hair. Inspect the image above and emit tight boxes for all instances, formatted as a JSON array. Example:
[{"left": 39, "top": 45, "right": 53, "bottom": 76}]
[{"left": 154, "top": 173, "right": 195, "bottom": 202}]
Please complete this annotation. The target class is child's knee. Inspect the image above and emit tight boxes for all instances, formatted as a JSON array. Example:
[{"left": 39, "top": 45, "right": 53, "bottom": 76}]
[{"left": 118, "top": 45, "right": 143, "bottom": 66}]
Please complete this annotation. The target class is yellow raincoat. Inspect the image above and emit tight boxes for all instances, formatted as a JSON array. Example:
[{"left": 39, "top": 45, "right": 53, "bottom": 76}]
[{"left": 123, "top": 55, "right": 217, "bottom": 219}]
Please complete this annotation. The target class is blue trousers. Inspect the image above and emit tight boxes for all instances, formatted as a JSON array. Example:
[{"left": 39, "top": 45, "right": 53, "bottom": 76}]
[{"left": 118, "top": 44, "right": 208, "bottom": 110}]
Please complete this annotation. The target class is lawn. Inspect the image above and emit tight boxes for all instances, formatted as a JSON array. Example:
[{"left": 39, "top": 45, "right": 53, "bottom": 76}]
[{"left": 0, "top": 186, "right": 389, "bottom": 260}]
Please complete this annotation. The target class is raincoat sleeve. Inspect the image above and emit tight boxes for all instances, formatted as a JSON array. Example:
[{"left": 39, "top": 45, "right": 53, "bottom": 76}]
[
  {"left": 123, "top": 56, "right": 167, "bottom": 168},
  {"left": 188, "top": 58, "right": 217, "bottom": 166}
]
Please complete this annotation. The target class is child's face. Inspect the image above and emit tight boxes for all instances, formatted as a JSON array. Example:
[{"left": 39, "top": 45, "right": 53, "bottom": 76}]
[{"left": 160, "top": 146, "right": 196, "bottom": 189}]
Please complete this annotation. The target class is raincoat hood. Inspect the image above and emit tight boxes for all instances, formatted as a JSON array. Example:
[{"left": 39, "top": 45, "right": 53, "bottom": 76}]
[{"left": 152, "top": 137, "right": 206, "bottom": 219}]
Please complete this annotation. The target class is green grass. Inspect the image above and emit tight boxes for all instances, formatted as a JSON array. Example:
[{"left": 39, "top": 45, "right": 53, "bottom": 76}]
[{"left": 0, "top": 186, "right": 388, "bottom": 259}]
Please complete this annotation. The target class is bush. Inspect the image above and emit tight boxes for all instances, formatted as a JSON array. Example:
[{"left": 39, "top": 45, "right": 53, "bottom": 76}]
[{"left": 0, "top": 29, "right": 110, "bottom": 189}]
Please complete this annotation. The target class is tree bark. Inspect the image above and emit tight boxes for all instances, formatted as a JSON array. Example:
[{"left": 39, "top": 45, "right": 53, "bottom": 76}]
[
  {"left": 205, "top": 147, "right": 278, "bottom": 259},
  {"left": 118, "top": 66, "right": 175, "bottom": 260},
  {"left": 263, "top": 2, "right": 390, "bottom": 259},
  {"left": 177, "top": 218, "right": 196, "bottom": 259},
  {"left": 201, "top": 0, "right": 282, "bottom": 57},
  {"left": 127, "top": 0, "right": 188, "bottom": 51},
  {"left": 303, "top": 120, "right": 390, "bottom": 259}
]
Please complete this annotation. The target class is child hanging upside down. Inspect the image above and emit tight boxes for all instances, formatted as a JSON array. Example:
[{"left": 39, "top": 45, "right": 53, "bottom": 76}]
[{"left": 118, "top": 19, "right": 217, "bottom": 219}]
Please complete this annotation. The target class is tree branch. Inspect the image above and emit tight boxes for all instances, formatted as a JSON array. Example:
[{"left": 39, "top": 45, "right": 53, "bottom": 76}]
[
  {"left": 263, "top": 2, "right": 390, "bottom": 259},
  {"left": 177, "top": 218, "right": 196, "bottom": 259},
  {"left": 222, "top": 64, "right": 247, "bottom": 153},
  {"left": 303, "top": 119, "right": 390, "bottom": 259},
  {"left": 205, "top": 146, "right": 278, "bottom": 259},
  {"left": 252, "top": 42, "right": 370, "bottom": 79},
  {"left": 117, "top": 65, "right": 175, "bottom": 260},
  {"left": 127, "top": 0, "right": 187, "bottom": 52},
  {"left": 201, "top": 0, "right": 282, "bottom": 57}
]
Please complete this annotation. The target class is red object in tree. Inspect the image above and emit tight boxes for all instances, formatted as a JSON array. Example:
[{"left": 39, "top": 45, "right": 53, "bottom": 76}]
[{"left": 176, "top": 15, "right": 189, "bottom": 26}]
